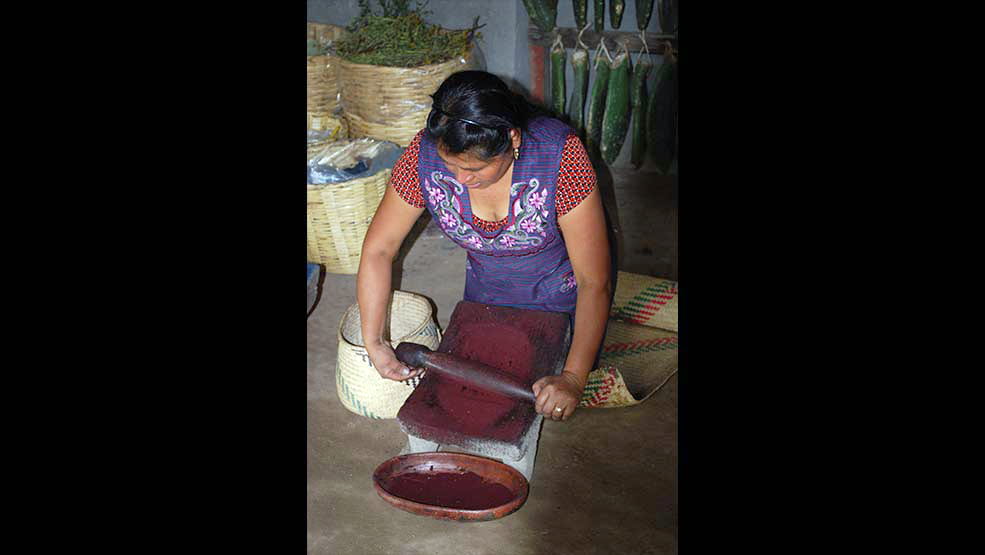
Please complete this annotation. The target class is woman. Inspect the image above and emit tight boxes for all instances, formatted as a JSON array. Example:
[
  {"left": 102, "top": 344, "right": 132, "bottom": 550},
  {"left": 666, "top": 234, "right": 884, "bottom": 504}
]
[{"left": 357, "top": 70, "right": 611, "bottom": 422}]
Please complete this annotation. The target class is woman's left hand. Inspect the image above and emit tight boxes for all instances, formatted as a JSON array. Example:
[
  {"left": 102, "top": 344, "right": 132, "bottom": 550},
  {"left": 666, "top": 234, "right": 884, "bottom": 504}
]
[{"left": 532, "top": 372, "right": 585, "bottom": 421}]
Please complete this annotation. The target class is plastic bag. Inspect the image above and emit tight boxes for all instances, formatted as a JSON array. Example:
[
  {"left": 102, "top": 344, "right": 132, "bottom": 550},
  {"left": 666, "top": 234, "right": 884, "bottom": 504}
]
[{"left": 307, "top": 138, "right": 402, "bottom": 185}]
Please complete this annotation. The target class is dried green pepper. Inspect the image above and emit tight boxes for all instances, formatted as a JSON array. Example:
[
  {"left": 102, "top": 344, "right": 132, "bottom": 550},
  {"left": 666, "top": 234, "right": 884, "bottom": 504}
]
[
  {"left": 646, "top": 56, "right": 677, "bottom": 174},
  {"left": 568, "top": 45, "right": 590, "bottom": 134},
  {"left": 572, "top": 0, "right": 588, "bottom": 31},
  {"left": 610, "top": 0, "right": 625, "bottom": 29},
  {"left": 630, "top": 53, "right": 652, "bottom": 169},
  {"left": 600, "top": 45, "right": 631, "bottom": 164},
  {"left": 585, "top": 45, "right": 611, "bottom": 159},
  {"left": 550, "top": 37, "right": 567, "bottom": 116},
  {"left": 658, "top": 0, "right": 678, "bottom": 34},
  {"left": 522, "top": 0, "right": 558, "bottom": 32},
  {"left": 636, "top": 0, "right": 655, "bottom": 30}
]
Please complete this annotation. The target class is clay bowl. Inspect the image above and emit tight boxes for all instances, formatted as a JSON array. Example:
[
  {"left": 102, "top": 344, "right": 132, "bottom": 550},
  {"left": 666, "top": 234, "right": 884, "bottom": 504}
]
[{"left": 373, "top": 452, "right": 529, "bottom": 522}]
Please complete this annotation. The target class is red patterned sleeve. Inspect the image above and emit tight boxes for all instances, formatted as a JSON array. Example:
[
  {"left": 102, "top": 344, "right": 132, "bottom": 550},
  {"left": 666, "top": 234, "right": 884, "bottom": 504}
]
[
  {"left": 389, "top": 130, "right": 426, "bottom": 208},
  {"left": 555, "top": 134, "right": 597, "bottom": 217}
]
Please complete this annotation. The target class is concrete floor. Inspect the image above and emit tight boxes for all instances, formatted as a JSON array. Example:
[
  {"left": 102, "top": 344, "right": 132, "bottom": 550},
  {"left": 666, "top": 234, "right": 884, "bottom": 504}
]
[{"left": 307, "top": 170, "right": 677, "bottom": 554}]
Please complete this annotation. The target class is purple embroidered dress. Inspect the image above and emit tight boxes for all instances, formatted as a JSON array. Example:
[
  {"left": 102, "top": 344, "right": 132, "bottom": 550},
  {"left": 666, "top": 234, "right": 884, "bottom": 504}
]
[{"left": 417, "top": 117, "right": 579, "bottom": 316}]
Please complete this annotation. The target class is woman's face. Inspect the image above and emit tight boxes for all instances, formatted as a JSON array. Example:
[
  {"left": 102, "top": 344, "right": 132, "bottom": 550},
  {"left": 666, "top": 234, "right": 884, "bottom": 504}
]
[
  {"left": 436, "top": 148, "right": 513, "bottom": 189},
  {"left": 436, "top": 129, "right": 521, "bottom": 190}
]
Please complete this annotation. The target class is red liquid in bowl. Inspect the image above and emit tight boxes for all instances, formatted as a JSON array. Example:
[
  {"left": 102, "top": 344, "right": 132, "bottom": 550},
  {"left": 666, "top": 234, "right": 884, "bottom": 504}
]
[{"left": 380, "top": 470, "right": 516, "bottom": 510}]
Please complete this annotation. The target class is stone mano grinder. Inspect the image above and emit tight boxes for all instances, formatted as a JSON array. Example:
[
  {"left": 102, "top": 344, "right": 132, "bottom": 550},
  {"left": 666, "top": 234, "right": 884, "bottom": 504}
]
[{"left": 394, "top": 343, "right": 537, "bottom": 403}]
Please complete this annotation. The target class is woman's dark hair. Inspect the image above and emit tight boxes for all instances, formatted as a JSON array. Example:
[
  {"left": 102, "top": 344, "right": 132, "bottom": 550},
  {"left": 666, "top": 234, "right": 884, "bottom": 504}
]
[{"left": 425, "top": 71, "right": 543, "bottom": 160}]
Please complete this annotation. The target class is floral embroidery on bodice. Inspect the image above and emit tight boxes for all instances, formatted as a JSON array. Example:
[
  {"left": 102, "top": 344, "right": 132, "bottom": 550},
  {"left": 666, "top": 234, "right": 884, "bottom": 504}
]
[
  {"left": 424, "top": 171, "right": 557, "bottom": 256},
  {"left": 416, "top": 116, "right": 583, "bottom": 313}
]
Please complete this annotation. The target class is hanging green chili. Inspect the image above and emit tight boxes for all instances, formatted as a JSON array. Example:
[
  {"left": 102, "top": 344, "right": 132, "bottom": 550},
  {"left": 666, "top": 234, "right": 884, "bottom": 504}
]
[
  {"left": 646, "top": 53, "right": 677, "bottom": 174},
  {"left": 601, "top": 44, "right": 631, "bottom": 164},
  {"left": 550, "top": 36, "right": 566, "bottom": 116},
  {"left": 657, "top": 0, "right": 677, "bottom": 34},
  {"left": 630, "top": 52, "right": 652, "bottom": 169},
  {"left": 522, "top": 0, "right": 558, "bottom": 32},
  {"left": 572, "top": 0, "right": 588, "bottom": 31},
  {"left": 636, "top": 0, "right": 655, "bottom": 30},
  {"left": 585, "top": 42, "right": 611, "bottom": 159},
  {"left": 610, "top": 0, "right": 625, "bottom": 29},
  {"left": 569, "top": 45, "right": 590, "bottom": 134},
  {"left": 594, "top": 0, "right": 605, "bottom": 32}
]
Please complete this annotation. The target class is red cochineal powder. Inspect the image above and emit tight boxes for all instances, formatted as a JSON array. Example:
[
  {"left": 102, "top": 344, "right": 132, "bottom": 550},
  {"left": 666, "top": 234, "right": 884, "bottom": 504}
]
[
  {"left": 381, "top": 470, "right": 516, "bottom": 510},
  {"left": 397, "top": 302, "right": 571, "bottom": 446}
]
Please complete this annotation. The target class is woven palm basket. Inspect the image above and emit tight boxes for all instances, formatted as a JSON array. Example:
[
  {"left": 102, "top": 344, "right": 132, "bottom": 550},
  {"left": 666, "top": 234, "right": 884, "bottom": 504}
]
[
  {"left": 579, "top": 272, "right": 680, "bottom": 408},
  {"left": 579, "top": 321, "right": 678, "bottom": 409},
  {"left": 337, "top": 50, "right": 474, "bottom": 147},
  {"left": 336, "top": 291, "right": 442, "bottom": 419},
  {"left": 307, "top": 22, "right": 346, "bottom": 120},
  {"left": 610, "top": 271, "right": 678, "bottom": 332},
  {"left": 306, "top": 139, "right": 389, "bottom": 274}
]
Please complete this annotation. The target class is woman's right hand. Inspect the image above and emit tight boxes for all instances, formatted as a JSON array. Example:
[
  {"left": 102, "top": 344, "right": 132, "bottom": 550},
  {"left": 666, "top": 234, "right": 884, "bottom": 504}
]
[{"left": 366, "top": 340, "right": 424, "bottom": 381}]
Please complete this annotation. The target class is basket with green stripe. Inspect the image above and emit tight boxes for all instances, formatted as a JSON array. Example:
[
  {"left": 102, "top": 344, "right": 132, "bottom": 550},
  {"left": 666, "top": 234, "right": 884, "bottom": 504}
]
[
  {"left": 610, "top": 271, "right": 678, "bottom": 332},
  {"left": 579, "top": 272, "right": 679, "bottom": 408},
  {"left": 579, "top": 320, "right": 678, "bottom": 408},
  {"left": 336, "top": 290, "right": 442, "bottom": 419}
]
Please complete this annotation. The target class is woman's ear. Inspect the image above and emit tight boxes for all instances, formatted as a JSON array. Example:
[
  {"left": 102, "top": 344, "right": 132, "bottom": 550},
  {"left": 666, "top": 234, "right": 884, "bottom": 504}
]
[{"left": 510, "top": 128, "right": 522, "bottom": 149}]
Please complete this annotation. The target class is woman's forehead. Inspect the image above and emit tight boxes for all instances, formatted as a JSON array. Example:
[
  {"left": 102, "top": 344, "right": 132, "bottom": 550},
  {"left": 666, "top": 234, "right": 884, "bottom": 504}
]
[{"left": 437, "top": 146, "right": 490, "bottom": 167}]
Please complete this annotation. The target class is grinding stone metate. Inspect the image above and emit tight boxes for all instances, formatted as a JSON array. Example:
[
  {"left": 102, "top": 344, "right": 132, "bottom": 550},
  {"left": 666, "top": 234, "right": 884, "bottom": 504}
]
[{"left": 397, "top": 302, "right": 571, "bottom": 460}]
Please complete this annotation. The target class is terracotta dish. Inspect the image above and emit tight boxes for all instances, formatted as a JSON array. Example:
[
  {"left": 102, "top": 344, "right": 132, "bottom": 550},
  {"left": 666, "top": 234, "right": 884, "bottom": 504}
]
[{"left": 373, "top": 452, "right": 529, "bottom": 521}]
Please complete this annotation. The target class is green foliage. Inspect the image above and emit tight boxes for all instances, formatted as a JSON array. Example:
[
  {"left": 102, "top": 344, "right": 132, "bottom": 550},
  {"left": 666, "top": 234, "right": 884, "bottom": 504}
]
[
  {"left": 337, "top": 1, "right": 481, "bottom": 67},
  {"left": 349, "top": 0, "right": 416, "bottom": 28}
]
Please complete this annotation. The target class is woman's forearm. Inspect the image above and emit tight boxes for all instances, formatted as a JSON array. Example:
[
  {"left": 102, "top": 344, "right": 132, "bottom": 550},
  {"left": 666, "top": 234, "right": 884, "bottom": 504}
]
[
  {"left": 356, "top": 249, "right": 396, "bottom": 348},
  {"left": 355, "top": 185, "right": 425, "bottom": 353},
  {"left": 562, "top": 278, "right": 613, "bottom": 387}
]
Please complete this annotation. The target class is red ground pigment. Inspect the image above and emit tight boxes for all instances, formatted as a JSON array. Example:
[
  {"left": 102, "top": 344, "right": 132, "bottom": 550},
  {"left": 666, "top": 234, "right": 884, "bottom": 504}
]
[
  {"left": 381, "top": 470, "right": 516, "bottom": 510},
  {"left": 398, "top": 302, "right": 570, "bottom": 446}
]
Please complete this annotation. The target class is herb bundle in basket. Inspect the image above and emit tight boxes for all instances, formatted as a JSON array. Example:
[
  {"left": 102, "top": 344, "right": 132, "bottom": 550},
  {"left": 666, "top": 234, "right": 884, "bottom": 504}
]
[
  {"left": 332, "top": 0, "right": 485, "bottom": 146},
  {"left": 335, "top": 0, "right": 482, "bottom": 68}
]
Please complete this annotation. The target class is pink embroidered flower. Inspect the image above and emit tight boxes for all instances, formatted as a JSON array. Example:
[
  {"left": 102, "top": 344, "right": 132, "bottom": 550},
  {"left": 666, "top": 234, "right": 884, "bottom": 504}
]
[
  {"left": 466, "top": 236, "right": 483, "bottom": 249},
  {"left": 528, "top": 189, "right": 549, "bottom": 211},
  {"left": 520, "top": 218, "right": 541, "bottom": 234},
  {"left": 426, "top": 185, "right": 446, "bottom": 206},
  {"left": 499, "top": 235, "right": 516, "bottom": 248},
  {"left": 560, "top": 273, "right": 577, "bottom": 292},
  {"left": 440, "top": 211, "right": 457, "bottom": 230}
]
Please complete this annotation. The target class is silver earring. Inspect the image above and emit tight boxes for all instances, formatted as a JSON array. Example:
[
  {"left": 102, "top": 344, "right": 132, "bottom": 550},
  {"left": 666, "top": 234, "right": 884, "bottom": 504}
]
[{"left": 513, "top": 147, "right": 520, "bottom": 160}]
